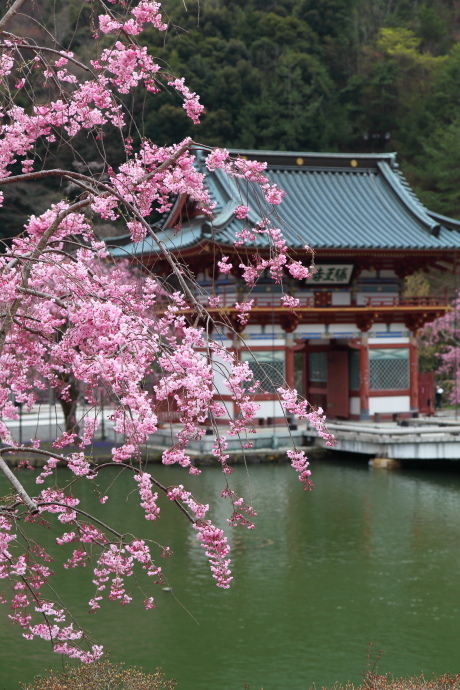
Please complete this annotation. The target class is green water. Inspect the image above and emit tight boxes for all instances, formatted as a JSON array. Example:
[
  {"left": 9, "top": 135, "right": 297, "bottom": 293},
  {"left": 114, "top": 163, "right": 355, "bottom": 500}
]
[{"left": 1, "top": 458, "right": 459, "bottom": 689}]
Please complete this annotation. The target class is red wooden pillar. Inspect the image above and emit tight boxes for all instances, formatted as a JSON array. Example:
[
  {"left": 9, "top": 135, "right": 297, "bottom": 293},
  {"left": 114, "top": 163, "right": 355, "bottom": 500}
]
[
  {"left": 409, "top": 335, "right": 419, "bottom": 413},
  {"left": 359, "top": 334, "right": 370, "bottom": 420}
]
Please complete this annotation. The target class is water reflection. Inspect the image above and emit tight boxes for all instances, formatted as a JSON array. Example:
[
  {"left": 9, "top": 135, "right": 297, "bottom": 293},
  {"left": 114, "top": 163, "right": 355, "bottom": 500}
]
[{"left": 0, "top": 458, "right": 459, "bottom": 689}]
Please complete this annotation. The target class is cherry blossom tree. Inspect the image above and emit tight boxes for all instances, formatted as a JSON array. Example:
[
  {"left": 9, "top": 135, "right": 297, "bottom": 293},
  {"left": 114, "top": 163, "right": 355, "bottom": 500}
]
[
  {"left": 421, "top": 292, "right": 460, "bottom": 403},
  {"left": 0, "top": 0, "right": 333, "bottom": 663}
]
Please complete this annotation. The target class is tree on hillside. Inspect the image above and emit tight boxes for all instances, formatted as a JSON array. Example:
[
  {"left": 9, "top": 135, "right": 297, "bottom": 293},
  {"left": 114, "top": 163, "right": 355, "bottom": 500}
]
[
  {"left": 403, "top": 45, "right": 460, "bottom": 218},
  {"left": 0, "top": 0, "right": 332, "bottom": 663},
  {"left": 344, "top": 27, "right": 445, "bottom": 152}
]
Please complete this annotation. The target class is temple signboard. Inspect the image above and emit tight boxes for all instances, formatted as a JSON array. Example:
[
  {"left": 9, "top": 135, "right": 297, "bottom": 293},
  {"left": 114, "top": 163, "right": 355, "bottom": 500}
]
[{"left": 307, "top": 265, "right": 354, "bottom": 284}]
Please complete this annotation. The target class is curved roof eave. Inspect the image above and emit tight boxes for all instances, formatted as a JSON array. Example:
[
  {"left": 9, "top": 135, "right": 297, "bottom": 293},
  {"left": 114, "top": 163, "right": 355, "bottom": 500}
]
[
  {"left": 428, "top": 210, "right": 460, "bottom": 231},
  {"left": 376, "top": 162, "right": 441, "bottom": 237}
]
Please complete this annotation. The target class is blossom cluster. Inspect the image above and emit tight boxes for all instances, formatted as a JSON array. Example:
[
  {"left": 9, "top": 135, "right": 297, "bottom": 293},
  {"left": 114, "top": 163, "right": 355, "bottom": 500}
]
[
  {"left": 0, "top": 515, "right": 103, "bottom": 662},
  {"left": 277, "top": 387, "right": 335, "bottom": 446},
  {"left": 221, "top": 486, "right": 257, "bottom": 529},
  {"left": 166, "top": 485, "right": 231, "bottom": 587},
  {"left": 193, "top": 521, "right": 232, "bottom": 589}
]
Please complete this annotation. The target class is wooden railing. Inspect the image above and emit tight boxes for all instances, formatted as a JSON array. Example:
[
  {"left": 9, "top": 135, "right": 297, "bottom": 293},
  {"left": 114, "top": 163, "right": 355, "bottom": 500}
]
[
  {"left": 156, "top": 293, "right": 448, "bottom": 310},
  {"left": 364, "top": 296, "right": 447, "bottom": 307}
]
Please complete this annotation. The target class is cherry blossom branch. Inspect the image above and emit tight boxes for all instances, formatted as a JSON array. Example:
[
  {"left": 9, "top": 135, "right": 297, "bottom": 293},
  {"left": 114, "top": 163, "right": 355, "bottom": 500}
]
[
  {"left": 138, "top": 139, "right": 192, "bottom": 183},
  {"left": 0, "top": 37, "right": 93, "bottom": 74},
  {"left": 17, "top": 287, "right": 68, "bottom": 307},
  {"left": 1, "top": 176, "right": 208, "bottom": 319},
  {"left": 0, "top": 169, "right": 101, "bottom": 186},
  {"left": 37, "top": 503, "right": 124, "bottom": 540},
  {"left": 91, "top": 462, "right": 196, "bottom": 524},
  {"left": 12, "top": 317, "right": 54, "bottom": 339},
  {"left": 0, "top": 0, "right": 26, "bottom": 32},
  {"left": 0, "top": 457, "right": 38, "bottom": 512},
  {"left": 0, "top": 447, "right": 197, "bottom": 526},
  {"left": 0, "top": 446, "right": 72, "bottom": 464}
]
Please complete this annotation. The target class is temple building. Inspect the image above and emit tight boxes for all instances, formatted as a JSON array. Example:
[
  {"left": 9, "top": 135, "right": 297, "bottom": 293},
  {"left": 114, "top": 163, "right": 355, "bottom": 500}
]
[{"left": 111, "top": 151, "right": 460, "bottom": 421}]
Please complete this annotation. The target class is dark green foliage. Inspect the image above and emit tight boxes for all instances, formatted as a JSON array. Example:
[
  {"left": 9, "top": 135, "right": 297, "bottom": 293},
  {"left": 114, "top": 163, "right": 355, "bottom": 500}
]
[
  {"left": 411, "top": 116, "right": 460, "bottom": 217},
  {"left": 418, "top": 4, "right": 450, "bottom": 54},
  {"left": 3, "top": 0, "right": 460, "bottom": 242},
  {"left": 140, "top": 0, "right": 460, "bottom": 218},
  {"left": 129, "top": 0, "right": 460, "bottom": 164}
]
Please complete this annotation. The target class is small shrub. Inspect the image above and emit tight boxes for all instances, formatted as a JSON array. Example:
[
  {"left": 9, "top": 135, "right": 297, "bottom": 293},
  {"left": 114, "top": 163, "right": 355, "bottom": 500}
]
[
  {"left": 318, "top": 675, "right": 460, "bottom": 690},
  {"left": 20, "top": 659, "right": 176, "bottom": 690},
  {"left": 365, "top": 674, "right": 460, "bottom": 690}
]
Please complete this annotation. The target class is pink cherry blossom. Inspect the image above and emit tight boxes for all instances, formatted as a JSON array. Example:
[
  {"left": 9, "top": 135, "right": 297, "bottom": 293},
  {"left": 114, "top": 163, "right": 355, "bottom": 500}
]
[
  {"left": 234, "top": 205, "right": 249, "bottom": 219},
  {"left": 282, "top": 295, "right": 300, "bottom": 310},
  {"left": 217, "top": 256, "right": 232, "bottom": 274},
  {"left": 0, "top": 0, "right": 332, "bottom": 665}
]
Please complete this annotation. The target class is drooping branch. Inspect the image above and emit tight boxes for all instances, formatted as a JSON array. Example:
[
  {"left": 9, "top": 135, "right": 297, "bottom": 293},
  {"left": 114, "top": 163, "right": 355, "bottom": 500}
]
[
  {"left": 17, "top": 287, "right": 68, "bottom": 307},
  {"left": 37, "top": 502, "right": 125, "bottom": 540},
  {"left": 0, "top": 0, "right": 27, "bottom": 32},
  {"left": 0, "top": 37, "right": 93, "bottom": 74},
  {"left": 0, "top": 456, "right": 38, "bottom": 512}
]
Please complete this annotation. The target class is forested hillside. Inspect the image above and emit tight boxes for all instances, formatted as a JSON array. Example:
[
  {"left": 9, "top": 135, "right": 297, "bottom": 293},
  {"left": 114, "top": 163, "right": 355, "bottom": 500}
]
[
  {"left": 2, "top": 0, "right": 460, "bottom": 238},
  {"left": 147, "top": 0, "right": 460, "bottom": 219}
]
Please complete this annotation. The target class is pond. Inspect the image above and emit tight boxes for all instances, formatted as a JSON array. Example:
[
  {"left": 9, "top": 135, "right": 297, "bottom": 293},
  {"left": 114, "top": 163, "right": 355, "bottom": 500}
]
[{"left": 1, "top": 457, "right": 459, "bottom": 689}]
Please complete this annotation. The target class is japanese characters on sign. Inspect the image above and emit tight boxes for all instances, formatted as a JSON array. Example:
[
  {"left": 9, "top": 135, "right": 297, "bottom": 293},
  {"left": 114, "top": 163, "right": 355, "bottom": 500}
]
[{"left": 307, "top": 265, "right": 353, "bottom": 284}]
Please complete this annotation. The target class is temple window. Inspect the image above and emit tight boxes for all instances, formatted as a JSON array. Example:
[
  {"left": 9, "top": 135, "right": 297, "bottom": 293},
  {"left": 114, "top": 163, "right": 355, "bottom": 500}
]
[
  {"left": 369, "top": 348, "right": 409, "bottom": 390},
  {"left": 241, "top": 350, "right": 285, "bottom": 393}
]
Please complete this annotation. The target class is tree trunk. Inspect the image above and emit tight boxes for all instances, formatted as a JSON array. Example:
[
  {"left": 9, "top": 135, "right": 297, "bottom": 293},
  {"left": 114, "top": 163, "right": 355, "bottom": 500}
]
[{"left": 58, "top": 373, "right": 80, "bottom": 435}]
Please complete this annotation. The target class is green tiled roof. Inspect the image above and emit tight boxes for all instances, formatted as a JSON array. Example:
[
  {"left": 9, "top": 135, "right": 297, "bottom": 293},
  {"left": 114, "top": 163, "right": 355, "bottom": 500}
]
[{"left": 110, "top": 150, "right": 460, "bottom": 257}]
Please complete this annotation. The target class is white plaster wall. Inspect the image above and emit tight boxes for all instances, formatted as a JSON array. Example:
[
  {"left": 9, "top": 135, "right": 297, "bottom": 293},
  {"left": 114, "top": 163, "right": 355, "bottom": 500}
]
[
  {"left": 242, "top": 322, "right": 285, "bottom": 343},
  {"left": 253, "top": 400, "right": 284, "bottom": 418},
  {"left": 379, "top": 270, "right": 397, "bottom": 278},
  {"left": 331, "top": 292, "right": 351, "bottom": 306},
  {"left": 369, "top": 396, "right": 411, "bottom": 414},
  {"left": 349, "top": 396, "right": 360, "bottom": 416},
  {"left": 219, "top": 291, "right": 237, "bottom": 308},
  {"left": 243, "top": 324, "right": 261, "bottom": 336},
  {"left": 244, "top": 323, "right": 284, "bottom": 336},
  {"left": 211, "top": 351, "right": 233, "bottom": 396},
  {"left": 328, "top": 323, "right": 357, "bottom": 337},
  {"left": 370, "top": 323, "right": 389, "bottom": 333},
  {"left": 390, "top": 323, "right": 410, "bottom": 337}
]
